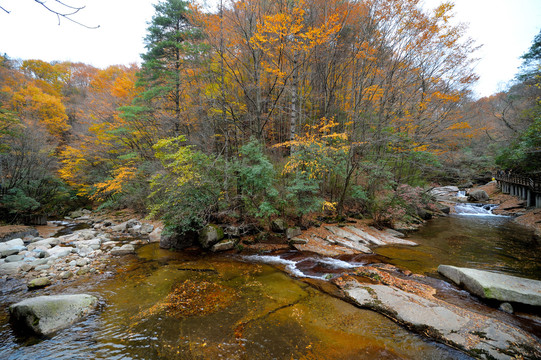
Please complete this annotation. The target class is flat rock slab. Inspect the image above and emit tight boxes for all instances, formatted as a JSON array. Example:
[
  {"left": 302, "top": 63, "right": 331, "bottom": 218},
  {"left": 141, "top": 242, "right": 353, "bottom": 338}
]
[
  {"left": 438, "top": 265, "right": 541, "bottom": 306},
  {"left": 325, "top": 226, "right": 364, "bottom": 242},
  {"left": 9, "top": 294, "right": 98, "bottom": 336},
  {"left": 367, "top": 227, "right": 418, "bottom": 246},
  {"left": 344, "top": 282, "right": 541, "bottom": 359},
  {"left": 345, "top": 226, "right": 386, "bottom": 245},
  {"left": 327, "top": 235, "right": 372, "bottom": 254}
]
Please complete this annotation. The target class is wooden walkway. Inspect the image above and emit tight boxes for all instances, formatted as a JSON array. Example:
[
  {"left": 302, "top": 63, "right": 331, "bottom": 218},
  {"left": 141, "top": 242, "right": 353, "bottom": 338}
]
[{"left": 494, "top": 172, "right": 541, "bottom": 208}]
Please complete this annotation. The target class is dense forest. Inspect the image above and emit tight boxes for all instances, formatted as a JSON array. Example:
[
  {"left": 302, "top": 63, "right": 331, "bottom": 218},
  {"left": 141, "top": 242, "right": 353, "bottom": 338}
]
[{"left": 1, "top": 0, "right": 540, "bottom": 238}]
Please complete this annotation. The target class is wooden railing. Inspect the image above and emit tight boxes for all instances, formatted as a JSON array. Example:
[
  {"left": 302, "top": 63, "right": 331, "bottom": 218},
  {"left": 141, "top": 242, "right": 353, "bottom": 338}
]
[{"left": 494, "top": 173, "right": 541, "bottom": 193}]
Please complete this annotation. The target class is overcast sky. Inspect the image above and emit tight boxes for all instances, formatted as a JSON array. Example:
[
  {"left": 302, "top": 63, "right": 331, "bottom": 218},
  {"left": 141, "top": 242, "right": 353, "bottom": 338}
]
[{"left": 0, "top": 0, "right": 540, "bottom": 98}]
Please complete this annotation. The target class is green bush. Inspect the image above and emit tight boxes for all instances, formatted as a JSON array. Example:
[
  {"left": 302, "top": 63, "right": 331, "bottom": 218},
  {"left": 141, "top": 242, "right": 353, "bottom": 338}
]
[{"left": 148, "top": 136, "right": 224, "bottom": 235}]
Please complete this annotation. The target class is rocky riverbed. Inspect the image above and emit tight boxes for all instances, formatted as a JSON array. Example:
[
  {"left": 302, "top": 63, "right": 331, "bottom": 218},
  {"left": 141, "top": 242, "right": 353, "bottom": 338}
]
[
  {"left": 1, "top": 203, "right": 540, "bottom": 359},
  {"left": 0, "top": 217, "right": 162, "bottom": 288}
]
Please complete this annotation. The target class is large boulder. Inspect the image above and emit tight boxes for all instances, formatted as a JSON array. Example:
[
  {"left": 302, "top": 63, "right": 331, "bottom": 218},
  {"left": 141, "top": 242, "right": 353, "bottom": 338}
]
[
  {"left": 428, "top": 186, "right": 459, "bottom": 198},
  {"left": 110, "top": 244, "right": 135, "bottom": 256},
  {"left": 148, "top": 226, "right": 163, "bottom": 243},
  {"left": 271, "top": 219, "right": 286, "bottom": 233},
  {"left": 438, "top": 265, "right": 541, "bottom": 306},
  {"left": 286, "top": 227, "right": 302, "bottom": 240},
  {"left": 344, "top": 280, "right": 540, "bottom": 359},
  {"left": 467, "top": 189, "right": 489, "bottom": 202},
  {"left": 9, "top": 294, "right": 98, "bottom": 336},
  {"left": 159, "top": 231, "right": 193, "bottom": 250},
  {"left": 198, "top": 224, "right": 224, "bottom": 249}
]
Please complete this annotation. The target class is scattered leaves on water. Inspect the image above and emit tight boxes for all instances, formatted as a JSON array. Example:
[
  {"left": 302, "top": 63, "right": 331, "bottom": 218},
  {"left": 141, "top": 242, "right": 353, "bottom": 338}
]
[{"left": 133, "top": 279, "right": 237, "bottom": 321}]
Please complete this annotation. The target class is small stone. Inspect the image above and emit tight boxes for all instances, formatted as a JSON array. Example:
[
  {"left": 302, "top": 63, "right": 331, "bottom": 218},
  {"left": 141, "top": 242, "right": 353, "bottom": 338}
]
[
  {"left": 60, "top": 271, "right": 74, "bottom": 279},
  {"left": 499, "top": 302, "right": 513, "bottom": 314},
  {"left": 76, "top": 267, "right": 90, "bottom": 276},
  {"left": 20, "top": 263, "right": 33, "bottom": 272},
  {"left": 211, "top": 239, "right": 236, "bottom": 252},
  {"left": 68, "top": 260, "right": 77, "bottom": 267},
  {"left": 31, "top": 258, "right": 49, "bottom": 267},
  {"left": 0, "top": 248, "right": 20, "bottom": 258},
  {"left": 76, "top": 258, "right": 89, "bottom": 267},
  {"left": 5, "top": 255, "right": 24, "bottom": 263},
  {"left": 34, "top": 264, "right": 51, "bottom": 271},
  {"left": 27, "top": 277, "right": 51, "bottom": 289}
]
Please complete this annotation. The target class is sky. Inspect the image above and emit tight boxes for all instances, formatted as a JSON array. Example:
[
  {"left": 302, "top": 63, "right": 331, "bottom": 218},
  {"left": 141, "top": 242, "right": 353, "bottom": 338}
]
[{"left": 0, "top": 0, "right": 540, "bottom": 98}]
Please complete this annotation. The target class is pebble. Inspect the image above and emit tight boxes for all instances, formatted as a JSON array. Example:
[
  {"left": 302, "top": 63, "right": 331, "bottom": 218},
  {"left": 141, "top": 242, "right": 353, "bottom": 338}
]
[
  {"left": 5, "top": 255, "right": 24, "bottom": 263},
  {"left": 76, "top": 258, "right": 89, "bottom": 267},
  {"left": 27, "top": 277, "right": 51, "bottom": 289}
]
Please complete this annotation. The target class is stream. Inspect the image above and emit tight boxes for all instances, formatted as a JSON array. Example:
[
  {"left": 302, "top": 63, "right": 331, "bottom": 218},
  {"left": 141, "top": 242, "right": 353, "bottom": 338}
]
[{"left": 0, "top": 206, "right": 539, "bottom": 359}]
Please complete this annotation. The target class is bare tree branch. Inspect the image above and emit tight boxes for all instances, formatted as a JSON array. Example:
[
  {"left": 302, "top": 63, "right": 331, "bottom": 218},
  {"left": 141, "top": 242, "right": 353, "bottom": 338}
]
[
  {"left": 0, "top": 0, "right": 99, "bottom": 29},
  {"left": 34, "top": 0, "right": 99, "bottom": 29}
]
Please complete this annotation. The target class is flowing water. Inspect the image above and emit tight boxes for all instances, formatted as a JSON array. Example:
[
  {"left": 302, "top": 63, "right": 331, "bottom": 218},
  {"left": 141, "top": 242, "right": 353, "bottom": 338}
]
[
  {"left": 0, "top": 207, "right": 539, "bottom": 359},
  {"left": 375, "top": 205, "right": 541, "bottom": 280},
  {"left": 0, "top": 246, "right": 468, "bottom": 360}
]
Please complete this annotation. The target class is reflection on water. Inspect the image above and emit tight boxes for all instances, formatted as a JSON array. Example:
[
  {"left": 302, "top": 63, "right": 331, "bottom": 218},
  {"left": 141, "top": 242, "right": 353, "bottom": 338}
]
[
  {"left": 375, "top": 215, "right": 541, "bottom": 280},
  {"left": 0, "top": 245, "right": 470, "bottom": 360}
]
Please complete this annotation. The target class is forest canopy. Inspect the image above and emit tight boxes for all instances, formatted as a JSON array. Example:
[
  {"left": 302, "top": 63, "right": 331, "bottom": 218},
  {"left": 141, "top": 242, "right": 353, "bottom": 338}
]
[{"left": 1, "top": 0, "right": 539, "bottom": 234}]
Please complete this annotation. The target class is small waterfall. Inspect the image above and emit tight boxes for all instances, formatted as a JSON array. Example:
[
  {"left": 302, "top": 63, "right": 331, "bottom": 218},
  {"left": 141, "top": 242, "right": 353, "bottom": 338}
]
[
  {"left": 454, "top": 203, "right": 501, "bottom": 216},
  {"left": 457, "top": 190, "right": 466, "bottom": 197},
  {"left": 242, "top": 254, "right": 364, "bottom": 280}
]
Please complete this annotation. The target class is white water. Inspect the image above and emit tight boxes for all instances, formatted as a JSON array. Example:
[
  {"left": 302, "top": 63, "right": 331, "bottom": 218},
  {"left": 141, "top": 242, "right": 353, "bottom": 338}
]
[
  {"left": 457, "top": 190, "right": 466, "bottom": 197},
  {"left": 454, "top": 203, "right": 502, "bottom": 216},
  {"left": 242, "top": 254, "right": 364, "bottom": 280}
]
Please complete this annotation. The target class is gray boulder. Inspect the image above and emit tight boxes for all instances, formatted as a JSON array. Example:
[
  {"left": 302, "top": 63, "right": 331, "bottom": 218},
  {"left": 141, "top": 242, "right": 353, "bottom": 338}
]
[
  {"left": 110, "top": 244, "right": 135, "bottom": 256},
  {"left": 438, "top": 265, "right": 541, "bottom": 306},
  {"left": 468, "top": 189, "right": 489, "bottom": 202},
  {"left": 211, "top": 239, "right": 236, "bottom": 252},
  {"left": 429, "top": 186, "right": 459, "bottom": 198},
  {"left": 140, "top": 223, "right": 154, "bottom": 235},
  {"left": 286, "top": 227, "right": 302, "bottom": 240},
  {"left": 148, "top": 226, "right": 163, "bottom": 243},
  {"left": 5, "top": 255, "right": 24, "bottom": 263},
  {"left": 271, "top": 219, "right": 286, "bottom": 233},
  {"left": 9, "top": 294, "right": 98, "bottom": 336},
  {"left": 27, "top": 277, "right": 51, "bottom": 289},
  {"left": 0, "top": 261, "right": 22, "bottom": 275},
  {"left": 345, "top": 282, "right": 540, "bottom": 359},
  {"left": 436, "top": 203, "right": 451, "bottom": 214},
  {"left": 5, "top": 238, "right": 24, "bottom": 247},
  {"left": 159, "top": 231, "right": 193, "bottom": 250},
  {"left": 198, "top": 224, "right": 224, "bottom": 249}
]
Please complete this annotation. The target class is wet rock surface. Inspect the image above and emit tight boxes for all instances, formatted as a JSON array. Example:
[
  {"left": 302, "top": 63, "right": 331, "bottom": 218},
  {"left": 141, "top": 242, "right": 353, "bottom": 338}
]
[
  {"left": 438, "top": 265, "right": 541, "bottom": 306},
  {"left": 9, "top": 294, "right": 98, "bottom": 336},
  {"left": 331, "top": 266, "right": 541, "bottom": 360}
]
